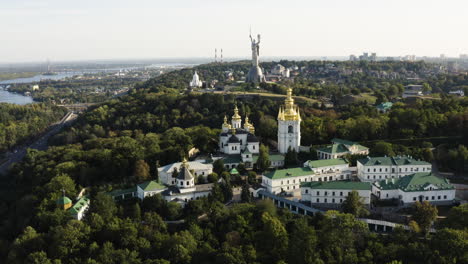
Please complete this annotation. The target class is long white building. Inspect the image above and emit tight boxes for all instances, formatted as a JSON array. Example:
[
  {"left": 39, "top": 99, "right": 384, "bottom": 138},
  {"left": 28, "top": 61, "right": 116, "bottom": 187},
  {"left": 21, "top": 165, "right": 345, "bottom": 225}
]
[
  {"left": 372, "top": 172, "right": 455, "bottom": 205},
  {"left": 304, "top": 158, "right": 353, "bottom": 181},
  {"left": 158, "top": 159, "right": 213, "bottom": 185},
  {"left": 301, "top": 181, "right": 372, "bottom": 206},
  {"left": 357, "top": 156, "right": 432, "bottom": 182}
]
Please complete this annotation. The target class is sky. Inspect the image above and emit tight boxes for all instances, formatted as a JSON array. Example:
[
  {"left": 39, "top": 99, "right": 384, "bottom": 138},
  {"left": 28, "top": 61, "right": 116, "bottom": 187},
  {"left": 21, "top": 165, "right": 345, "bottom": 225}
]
[{"left": 1, "top": 0, "right": 467, "bottom": 62}]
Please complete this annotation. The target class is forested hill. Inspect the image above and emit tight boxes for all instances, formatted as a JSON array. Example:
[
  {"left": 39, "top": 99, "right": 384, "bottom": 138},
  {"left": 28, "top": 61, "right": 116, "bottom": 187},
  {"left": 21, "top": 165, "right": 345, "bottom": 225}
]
[
  {"left": 0, "top": 62, "right": 467, "bottom": 263},
  {"left": 0, "top": 103, "right": 67, "bottom": 153}
]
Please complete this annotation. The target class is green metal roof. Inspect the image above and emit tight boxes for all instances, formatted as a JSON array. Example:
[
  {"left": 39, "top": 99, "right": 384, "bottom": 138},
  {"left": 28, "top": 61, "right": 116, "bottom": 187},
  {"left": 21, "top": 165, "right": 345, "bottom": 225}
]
[
  {"left": 301, "top": 181, "right": 372, "bottom": 191},
  {"left": 56, "top": 195, "right": 72, "bottom": 205},
  {"left": 230, "top": 168, "right": 239, "bottom": 174},
  {"left": 242, "top": 148, "right": 252, "bottom": 155},
  {"left": 307, "top": 158, "right": 348, "bottom": 168},
  {"left": 69, "top": 196, "right": 90, "bottom": 215},
  {"left": 376, "top": 172, "right": 454, "bottom": 192},
  {"left": 331, "top": 138, "right": 357, "bottom": 146},
  {"left": 318, "top": 138, "right": 368, "bottom": 154},
  {"left": 264, "top": 167, "right": 314, "bottom": 180},
  {"left": 223, "top": 155, "right": 242, "bottom": 164},
  {"left": 376, "top": 102, "right": 393, "bottom": 110},
  {"left": 137, "top": 181, "right": 166, "bottom": 192},
  {"left": 358, "top": 156, "right": 431, "bottom": 166},
  {"left": 108, "top": 187, "right": 137, "bottom": 197}
]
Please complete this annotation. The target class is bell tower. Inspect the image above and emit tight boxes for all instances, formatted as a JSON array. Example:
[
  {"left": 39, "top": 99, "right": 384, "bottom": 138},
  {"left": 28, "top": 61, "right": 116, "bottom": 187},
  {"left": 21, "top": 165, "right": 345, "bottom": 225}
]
[{"left": 277, "top": 88, "right": 301, "bottom": 154}]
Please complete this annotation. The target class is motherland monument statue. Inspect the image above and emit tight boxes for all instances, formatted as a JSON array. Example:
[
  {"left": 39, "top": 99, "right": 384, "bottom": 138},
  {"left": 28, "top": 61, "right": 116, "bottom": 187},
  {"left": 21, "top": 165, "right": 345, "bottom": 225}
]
[{"left": 246, "top": 32, "right": 266, "bottom": 83}]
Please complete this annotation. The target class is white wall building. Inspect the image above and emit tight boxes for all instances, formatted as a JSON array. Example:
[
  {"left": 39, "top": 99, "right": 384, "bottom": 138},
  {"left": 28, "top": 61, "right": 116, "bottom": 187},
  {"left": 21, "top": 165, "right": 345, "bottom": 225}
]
[
  {"left": 136, "top": 180, "right": 166, "bottom": 200},
  {"left": 158, "top": 160, "right": 213, "bottom": 185},
  {"left": 301, "top": 181, "right": 372, "bottom": 206},
  {"left": 372, "top": 172, "right": 455, "bottom": 205},
  {"left": 304, "top": 158, "right": 353, "bottom": 181},
  {"left": 357, "top": 156, "right": 432, "bottom": 182},
  {"left": 262, "top": 167, "right": 315, "bottom": 194},
  {"left": 277, "top": 88, "right": 301, "bottom": 154},
  {"left": 316, "top": 138, "right": 369, "bottom": 160}
]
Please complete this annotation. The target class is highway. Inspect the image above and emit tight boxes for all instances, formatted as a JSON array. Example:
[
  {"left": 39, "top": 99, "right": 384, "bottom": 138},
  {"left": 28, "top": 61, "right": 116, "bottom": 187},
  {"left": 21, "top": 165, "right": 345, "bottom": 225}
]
[{"left": 0, "top": 112, "right": 78, "bottom": 176}]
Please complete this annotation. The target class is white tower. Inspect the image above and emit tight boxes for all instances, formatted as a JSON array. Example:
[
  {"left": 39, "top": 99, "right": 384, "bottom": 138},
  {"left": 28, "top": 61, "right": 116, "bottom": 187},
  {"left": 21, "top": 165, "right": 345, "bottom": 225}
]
[
  {"left": 277, "top": 88, "right": 301, "bottom": 154},
  {"left": 231, "top": 105, "right": 242, "bottom": 129}
]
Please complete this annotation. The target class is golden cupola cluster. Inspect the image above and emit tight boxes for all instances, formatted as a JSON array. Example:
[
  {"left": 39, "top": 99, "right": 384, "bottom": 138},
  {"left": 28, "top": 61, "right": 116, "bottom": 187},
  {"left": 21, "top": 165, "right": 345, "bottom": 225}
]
[
  {"left": 222, "top": 105, "right": 255, "bottom": 133},
  {"left": 278, "top": 88, "right": 301, "bottom": 121}
]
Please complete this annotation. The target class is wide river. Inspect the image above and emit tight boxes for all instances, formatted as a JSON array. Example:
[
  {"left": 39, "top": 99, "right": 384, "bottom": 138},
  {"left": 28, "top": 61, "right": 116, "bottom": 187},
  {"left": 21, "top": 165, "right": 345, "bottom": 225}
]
[{"left": 0, "top": 72, "right": 89, "bottom": 105}]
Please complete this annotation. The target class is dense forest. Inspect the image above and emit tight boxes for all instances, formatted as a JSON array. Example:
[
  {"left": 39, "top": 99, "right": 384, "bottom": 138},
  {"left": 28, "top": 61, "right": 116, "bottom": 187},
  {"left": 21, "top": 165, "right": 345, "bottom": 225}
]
[
  {"left": 0, "top": 103, "right": 67, "bottom": 153},
  {"left": 1, "top": 61, "right": 468, "bottom": 263}
]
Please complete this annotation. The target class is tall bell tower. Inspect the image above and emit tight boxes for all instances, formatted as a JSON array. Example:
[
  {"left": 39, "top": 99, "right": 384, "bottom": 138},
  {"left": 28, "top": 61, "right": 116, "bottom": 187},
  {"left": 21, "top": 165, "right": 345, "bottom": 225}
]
[{"left": 277, "top": 88, "right": 301, "bottom": 154}]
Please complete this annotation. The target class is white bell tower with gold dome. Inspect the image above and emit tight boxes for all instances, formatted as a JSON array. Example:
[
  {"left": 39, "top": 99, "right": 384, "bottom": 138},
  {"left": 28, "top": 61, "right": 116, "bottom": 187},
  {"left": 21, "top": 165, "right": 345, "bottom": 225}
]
[{"left": 277, "top": 88, "right": 301, "bottom": 154}]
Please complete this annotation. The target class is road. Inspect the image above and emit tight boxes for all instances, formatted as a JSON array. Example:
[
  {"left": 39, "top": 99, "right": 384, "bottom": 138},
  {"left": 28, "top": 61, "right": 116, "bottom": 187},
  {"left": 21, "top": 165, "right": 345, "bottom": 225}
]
[{"left": 0, "top": 112, "right": 78, "bottom": 176}]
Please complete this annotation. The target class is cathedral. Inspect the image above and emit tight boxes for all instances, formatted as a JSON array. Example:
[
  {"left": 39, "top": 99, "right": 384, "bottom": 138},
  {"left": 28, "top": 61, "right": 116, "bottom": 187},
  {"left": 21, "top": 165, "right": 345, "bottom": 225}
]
[
  {"left": 218, "top": 88, "right": 301, "bottom": 168},
  {"left": 219, "top": 105, "right": 260, "bottom": 156}
]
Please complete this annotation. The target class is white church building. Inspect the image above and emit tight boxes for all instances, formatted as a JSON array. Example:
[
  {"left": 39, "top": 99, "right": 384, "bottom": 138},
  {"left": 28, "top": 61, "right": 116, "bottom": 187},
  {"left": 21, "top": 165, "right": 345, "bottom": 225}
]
[{"left": 277, "top": 88, "right": 301, "bottom": 154}]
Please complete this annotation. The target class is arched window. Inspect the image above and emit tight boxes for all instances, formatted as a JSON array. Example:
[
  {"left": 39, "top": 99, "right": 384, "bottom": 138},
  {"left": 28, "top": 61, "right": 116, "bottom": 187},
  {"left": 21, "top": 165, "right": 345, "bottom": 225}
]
[{"left": 288, "top": 125, "right": 293, "bottom": 133}]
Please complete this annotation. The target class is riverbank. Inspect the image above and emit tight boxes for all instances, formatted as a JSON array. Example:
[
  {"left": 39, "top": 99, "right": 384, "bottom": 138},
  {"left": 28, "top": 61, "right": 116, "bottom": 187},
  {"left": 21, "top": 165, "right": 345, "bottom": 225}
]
[{"left": 0, "top": 72, "right": 38, "bottom": 81}]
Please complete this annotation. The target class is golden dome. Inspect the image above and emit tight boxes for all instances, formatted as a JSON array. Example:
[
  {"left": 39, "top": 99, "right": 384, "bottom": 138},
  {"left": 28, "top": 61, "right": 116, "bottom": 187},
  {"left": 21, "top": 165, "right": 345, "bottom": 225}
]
[
  {"left": 278, "top": 88, "right": 301, "bottom": 121},
  {"left": 232, "top": 105, "right": 241, "bottom": 121}
]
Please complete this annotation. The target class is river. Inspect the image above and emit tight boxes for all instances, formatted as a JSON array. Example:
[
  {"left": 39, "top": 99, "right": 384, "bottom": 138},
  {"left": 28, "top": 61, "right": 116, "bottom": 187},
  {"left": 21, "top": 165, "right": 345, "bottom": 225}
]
[{"left": 0, "top": 89, "right": 34, "bottom": 105}]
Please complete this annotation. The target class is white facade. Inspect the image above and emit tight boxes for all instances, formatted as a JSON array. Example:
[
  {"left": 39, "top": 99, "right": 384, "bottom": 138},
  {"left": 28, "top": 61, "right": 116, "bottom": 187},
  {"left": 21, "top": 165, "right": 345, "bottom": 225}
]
[
  {"left": 219, "top": 107, "right": 260, "bottom": 155},
  {"left": 372, "top": 173, "right": 456, "bottom": 205},
  {"left": 301, "top": 186, "right": 371, "bottom": 206},
  {"left": 189, "top": 71, "right": 203, "bottom": 88},
  {"left": 357, "top": 156, "right": 432, "bottom": 183},
  {"left": 278, "top": 120, "right": 301, "bottom": 154},
  {"left": 277, "top": 88, "right": 301, "bottom": 154},
  {"left": 262, "top": 173, "right": 315, "bottom": 195},
  {"left": 158, "top": 160, "right": 213, "bottom": 185}
]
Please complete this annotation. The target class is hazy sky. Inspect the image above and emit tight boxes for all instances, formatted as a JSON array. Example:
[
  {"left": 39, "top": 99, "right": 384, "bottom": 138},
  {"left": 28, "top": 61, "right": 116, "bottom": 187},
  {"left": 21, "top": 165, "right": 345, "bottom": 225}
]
[{"left": 1, "top": 0, "right": 467, "bottom": 62}]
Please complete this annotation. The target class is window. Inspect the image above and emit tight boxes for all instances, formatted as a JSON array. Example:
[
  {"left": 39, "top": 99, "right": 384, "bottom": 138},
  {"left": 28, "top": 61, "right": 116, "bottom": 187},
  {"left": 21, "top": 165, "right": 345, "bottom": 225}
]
[
  {"left": 368, "top": 168, "right": 370, "bottom": 172},
  {"left": 186, "top": 181, "right": 190, "bottom": 185},
  {"left": 325, "top": 192, "right": 328, "bottom": 196},
  {"left": 305, "top": 189, "right": 308, "bottom": 194},
  {"left": 288, "top": 125, "right": 294, "bottom": 133},
  {"left": 431, "top": 196, "right": 435, "bottom": 200},
  {"left": 444, "top": 195, "right": 447, "bottom": 199},
  {"left": 332, "top": 198, "right": 335, "bottom": 203},
  {"left": 386, "top": 194, "right": 389, "bottom": 198},
  {"left": 253, "top": 145, "right": 256, "bottom": 150},
  {"left": 379, "top": 168, "right": 382, "bottom": 172},
  {"left": 324, "top": 198, "right": 327, "bottom": 203},
  {"left": 317, "top": 191, "right": 320, "bottom": 195},
  {"left": 181, "top": 181, "right": 184, "bottom": 186},
  {"left": 340, "top": 192, "right": 343, "bottom": 196},
  {"left": 340, "top": 199, "right": 343, "bottom": 203},
  {"left": 437, "top": 196, "right": 441, "bottom": 200},
  {"left": 246, "top": 155, "right": 249, "bottom": 158},
  {"left": 332, "top": 192, "right": 335, "bottom": 196},
  {"left": 316, "top": 198, "right": 320, "bottom": 203},
  {"left": 367, "top": 176, "right": 370, "bottom": 179},
  {"left": 281, "top": 181, "right": 283, "bottom": 185},
  {"left": 426, "top": 197, "right": 429, "bottom": 200},
  {"left": 374, "top": 168, "right": 376, "bottom": 172},
  {"left": 413, "top": 197, "right": 417, "bottom": 201}
]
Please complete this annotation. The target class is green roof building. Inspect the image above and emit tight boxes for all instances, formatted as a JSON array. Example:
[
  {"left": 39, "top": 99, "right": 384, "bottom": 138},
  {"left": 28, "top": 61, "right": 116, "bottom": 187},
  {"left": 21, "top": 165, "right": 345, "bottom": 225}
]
[
  {"left": 373, "top": 172, "right": 455, "bottom": 205},
  {"left": 262, "top": 167, "right": 315, "bottom": 194},
  {"left": 69, "top": 196, "right": 90, "bottom": 220},
  {"left": 376, "top": 102, "right": 393, "bottom": 113},
  {"left": 357, "top": 156, "right": 432, "bottom": 182},
  {"left": 301, "top": 181, "right": 372, "bottom": 205},
  {"left": 316, "top": 138, "right": 369, "bottom": 160},
  {"left": 137, "top": 180, "right": 167, "bottom": 200}
]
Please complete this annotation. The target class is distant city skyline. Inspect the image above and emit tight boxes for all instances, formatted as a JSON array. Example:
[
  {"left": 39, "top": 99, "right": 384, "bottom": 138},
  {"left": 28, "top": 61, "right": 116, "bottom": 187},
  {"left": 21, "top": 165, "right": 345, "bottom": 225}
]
[{"left": 1, "top": 0, "right": 468, "bottom": 63}]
